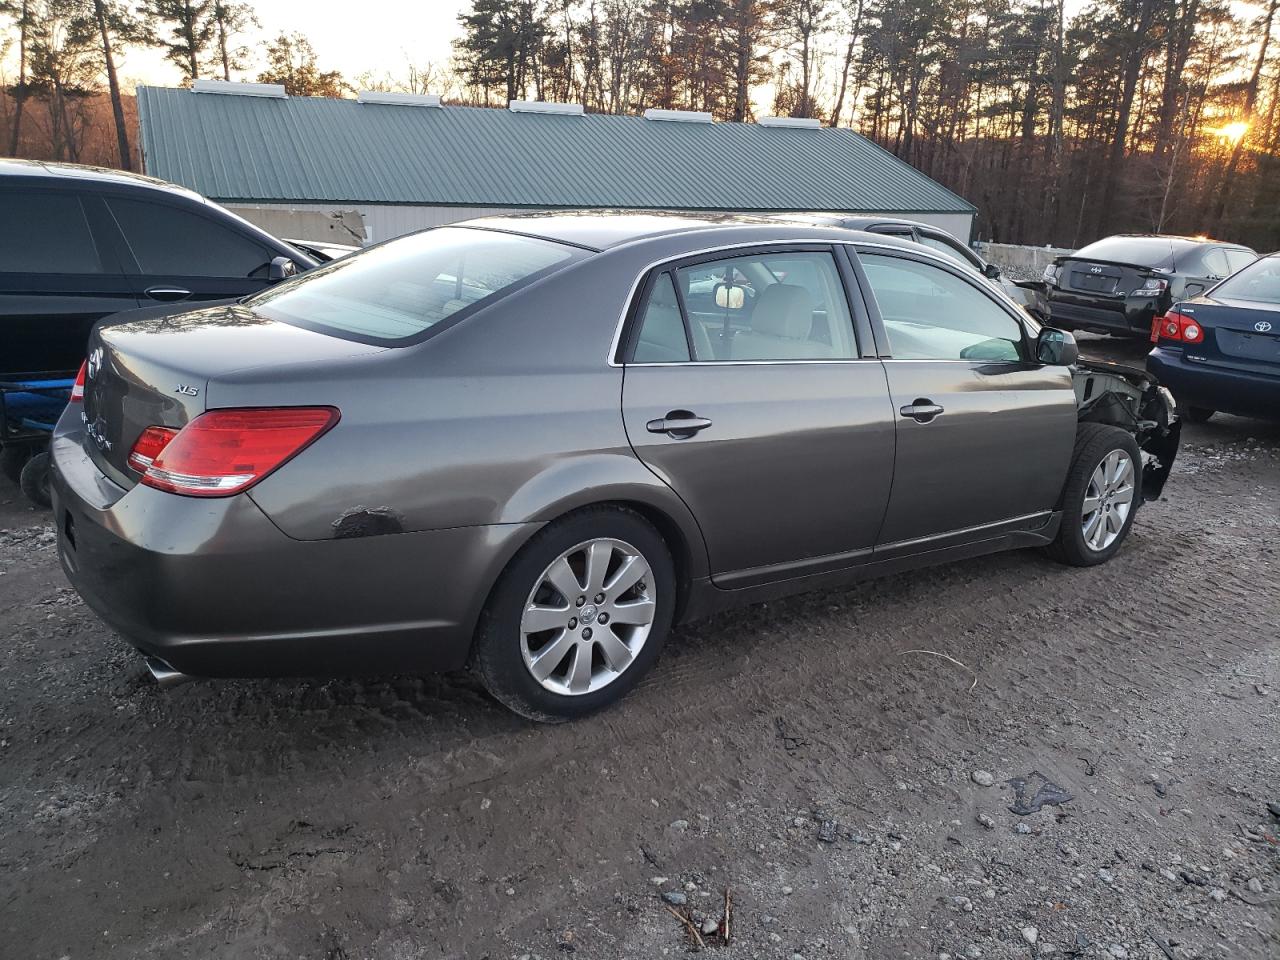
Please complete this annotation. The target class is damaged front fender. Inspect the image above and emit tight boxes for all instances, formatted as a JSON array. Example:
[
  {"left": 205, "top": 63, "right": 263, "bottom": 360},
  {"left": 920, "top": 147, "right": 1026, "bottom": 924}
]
[{"left": 1072, "top": 359, "right": 1180, "bottom": 503}]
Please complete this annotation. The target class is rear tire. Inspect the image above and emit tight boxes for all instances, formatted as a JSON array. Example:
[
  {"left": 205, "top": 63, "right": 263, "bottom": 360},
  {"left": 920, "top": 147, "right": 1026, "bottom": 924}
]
[
  {"left": 19, "top": 451, "right": 52, "bottom": 508},
  {"left": 472, "top": 506, "right": 675, "bottom": 722},
  {"left": 1, "top": 444, "right": 31, "bottom": 485},
  {"left": 1046, "top": 424, "right": 1142, "bottom": 567},
  {"left": 1183, "top": 406, "right": 1215, "bottom": 423}
]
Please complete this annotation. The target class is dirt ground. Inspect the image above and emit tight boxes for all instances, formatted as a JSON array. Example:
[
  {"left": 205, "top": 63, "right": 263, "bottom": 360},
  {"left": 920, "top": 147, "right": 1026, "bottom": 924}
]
[{"left": 1, "top": 337, "right": 1277, "bottom": 960}]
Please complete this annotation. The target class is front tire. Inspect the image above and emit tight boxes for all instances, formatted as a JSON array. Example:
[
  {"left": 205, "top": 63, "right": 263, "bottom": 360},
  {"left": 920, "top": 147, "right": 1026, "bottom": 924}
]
[
  {"left": 472, "top": 506, "right": 675, "bottom": 722},
  {"left": 1047, "top": 424, "right": 1142, "bottom": 567}
]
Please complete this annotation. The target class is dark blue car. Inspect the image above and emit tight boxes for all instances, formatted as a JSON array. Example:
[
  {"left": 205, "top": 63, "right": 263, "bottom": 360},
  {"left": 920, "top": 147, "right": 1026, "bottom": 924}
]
[{"left": 1148, "top": 252, "right": 1280, "bottom": 421}]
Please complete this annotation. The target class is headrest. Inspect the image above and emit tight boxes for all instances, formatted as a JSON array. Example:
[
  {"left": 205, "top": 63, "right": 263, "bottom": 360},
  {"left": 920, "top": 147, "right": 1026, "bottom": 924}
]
[{"left": 751, "top": 283, "right": 813, "bottom": 339}]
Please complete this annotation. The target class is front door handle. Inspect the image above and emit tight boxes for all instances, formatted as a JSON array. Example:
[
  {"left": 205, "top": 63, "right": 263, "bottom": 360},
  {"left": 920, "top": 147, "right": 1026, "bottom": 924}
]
[
  {"left": 899, "top": 399, "right": 944, "bottom": 423},
  {"left": 646, "top": 410, "right": 712, "bottom": 439},
  {"left": 144, "top": 286, "right": 192, "bottom": 303}
]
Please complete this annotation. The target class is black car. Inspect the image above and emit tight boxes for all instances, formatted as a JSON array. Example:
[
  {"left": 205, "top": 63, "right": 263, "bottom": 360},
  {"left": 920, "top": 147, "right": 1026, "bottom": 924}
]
[
  {"left": 1147, "top": 252, "right": 1280, "bottom": 421},
  {"left": 781, "top": 213, "right": 1048, "bottom": 320},
  {"left": 1043, "top": 234, "right": 1256, "bottom": 338},
  {"left": 0, "top": 159, "right": 318, "bottom": 375}
]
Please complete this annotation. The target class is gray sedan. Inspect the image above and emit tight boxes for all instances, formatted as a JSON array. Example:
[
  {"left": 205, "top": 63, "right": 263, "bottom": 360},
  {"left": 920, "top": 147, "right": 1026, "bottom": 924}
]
[{"left": 51, "top": 213, "right": 1180, "bottom": 721}]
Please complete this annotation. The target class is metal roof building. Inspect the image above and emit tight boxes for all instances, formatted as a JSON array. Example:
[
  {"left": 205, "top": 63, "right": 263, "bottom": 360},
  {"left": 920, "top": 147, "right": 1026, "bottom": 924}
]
[{"left": 136, "top": 82, "right": 976, "bottom": 246}]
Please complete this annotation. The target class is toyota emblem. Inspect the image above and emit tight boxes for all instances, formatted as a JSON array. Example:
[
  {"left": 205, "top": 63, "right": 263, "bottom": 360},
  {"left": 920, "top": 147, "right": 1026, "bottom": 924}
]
[
  {"left": 1256, "top": 320, "right": 1273, "bottom": 333},
  {"left": 86, "top": 346, "right": 103, "bottom": 379}
]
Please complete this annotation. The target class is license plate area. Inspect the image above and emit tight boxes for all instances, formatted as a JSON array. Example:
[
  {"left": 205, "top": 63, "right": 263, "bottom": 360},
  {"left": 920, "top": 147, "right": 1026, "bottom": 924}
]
[
  {"left": 1070, "top": 268, "right": 1120, "bottom": 294},
  {"left": 1216, "top": 329, "right": 1280, "bottom": 363}
]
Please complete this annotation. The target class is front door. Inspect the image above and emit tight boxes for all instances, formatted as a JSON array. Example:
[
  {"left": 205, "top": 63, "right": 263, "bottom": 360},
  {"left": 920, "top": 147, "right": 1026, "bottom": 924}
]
[
  {"left": 852, "top": 248, "right": 1077, "bottom": 549},
  {"left": 102, "top": 195, "right": 278, "bottom": 306},
  {"left": 620, "top": 247, "right": 896, "bottom": 586}
]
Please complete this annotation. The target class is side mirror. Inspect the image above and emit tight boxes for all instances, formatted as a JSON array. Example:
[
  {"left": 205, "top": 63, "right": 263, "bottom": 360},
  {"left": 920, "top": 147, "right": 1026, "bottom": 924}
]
[
  {"left": 983, "top": 262, "right": 1002, "bottom": 280},
  {"left": 1037, "top": 327, "right": 1079, "bottom": 366},
  {"left": 268, "top": 256, "right": 298, "bottom": 282},
  {"left": 714, "top": 282, "right": 745, "bottom": 309}
]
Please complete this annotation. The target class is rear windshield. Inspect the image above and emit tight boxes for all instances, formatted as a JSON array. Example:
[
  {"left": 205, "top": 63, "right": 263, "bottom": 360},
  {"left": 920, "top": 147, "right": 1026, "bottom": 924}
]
[
  {"left": 250, "top": 227, "right": 580, "bottom": 345},
  {"left": 1072, "top": 236, "right": 1180, "bottom": 270},
  {"left": 1210, "top": 255, "right": 1280, "bottom": 304}
]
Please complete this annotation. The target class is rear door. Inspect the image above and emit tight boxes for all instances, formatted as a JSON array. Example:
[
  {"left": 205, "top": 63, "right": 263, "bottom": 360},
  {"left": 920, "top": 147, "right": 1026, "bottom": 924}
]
[
  {"left": 0, "top": 186, "right": 138, "bottom": 373},
  {"left": 851, "top": 246, "right": 1077, "bottom": 550},
  {"left": 102, "top": 194, "right": 281, "bottom": 306},
  {"left": 620, "top": 245, "right": 897, "bottom": 586}
]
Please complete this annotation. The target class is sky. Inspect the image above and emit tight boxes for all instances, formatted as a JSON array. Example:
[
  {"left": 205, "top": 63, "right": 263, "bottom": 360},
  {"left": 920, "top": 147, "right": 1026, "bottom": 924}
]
[{"left": 117, "top": 0, "right": 467, "bottom": 90}]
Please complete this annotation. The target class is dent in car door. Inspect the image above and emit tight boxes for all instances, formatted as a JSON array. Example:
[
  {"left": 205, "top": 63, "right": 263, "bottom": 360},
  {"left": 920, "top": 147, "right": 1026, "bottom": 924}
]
[
  {"left": 619, "top": 248, "right": 896, "bottom": 586},
  {"left": 853, "top": 249, "right": 1077, "bottom": 549}
]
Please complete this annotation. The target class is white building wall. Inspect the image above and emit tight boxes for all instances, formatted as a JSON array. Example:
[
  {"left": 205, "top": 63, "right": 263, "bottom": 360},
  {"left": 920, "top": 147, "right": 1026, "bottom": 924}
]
[{"left": 226, "top": 202, "right": 976, "bottom": 247}]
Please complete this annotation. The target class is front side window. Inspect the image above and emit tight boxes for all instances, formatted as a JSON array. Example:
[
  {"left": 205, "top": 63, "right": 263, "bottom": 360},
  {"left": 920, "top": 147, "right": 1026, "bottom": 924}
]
[
  {"left": 1210, "top": 255, "right": 1280, "bottom": 304},
  {"left": 649, "top": 250, "right": 855, "bottom": 361},
  {"left": 0, "top": 192, "right": 104, "bottom": 274},
  {"left": 107, "top": 197, "right": 273, "bottom": 278},
  {"left": 252, "top": 227, "right": 578, "bottom": 344},
  {"left": 860, "top": 253, "right": 1025, "bottom": 362}
]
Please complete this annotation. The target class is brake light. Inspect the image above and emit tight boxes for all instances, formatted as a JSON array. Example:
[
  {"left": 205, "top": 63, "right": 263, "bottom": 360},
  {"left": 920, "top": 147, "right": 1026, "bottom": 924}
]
[
  {"left": 70, "top": 362, "right": 87, "bottom": 402},
  {"left": 127, "top": 426, "right": 178, "bottom": 473},
  {"left": 129, "top": 407, "right": 339, "bottom": 497},
  {"left": 1153, "top": 311, "right": 1204, "bottom": 345}
]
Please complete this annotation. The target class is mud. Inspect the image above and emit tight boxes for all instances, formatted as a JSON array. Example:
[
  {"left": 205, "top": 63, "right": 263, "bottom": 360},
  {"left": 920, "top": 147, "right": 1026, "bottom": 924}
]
[{"left": 1, "top": 337, "right": 1277, "bottom": 959}]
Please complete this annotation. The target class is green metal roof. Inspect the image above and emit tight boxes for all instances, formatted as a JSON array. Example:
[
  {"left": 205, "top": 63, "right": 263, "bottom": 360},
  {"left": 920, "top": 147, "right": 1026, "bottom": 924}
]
[{"left": 136, "top": 85, "right": 975, "bottom": 215}]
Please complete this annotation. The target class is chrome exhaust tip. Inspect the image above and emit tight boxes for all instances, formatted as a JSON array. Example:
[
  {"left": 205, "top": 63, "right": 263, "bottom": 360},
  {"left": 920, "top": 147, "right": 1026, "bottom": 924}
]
[{"left": 144, "top": 656, "right": 194, "bottom": 689}]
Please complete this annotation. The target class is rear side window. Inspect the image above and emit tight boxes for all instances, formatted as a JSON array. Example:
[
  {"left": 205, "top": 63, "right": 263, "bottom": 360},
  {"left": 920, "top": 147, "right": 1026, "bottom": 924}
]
[
  {"left": 1201, "top": 249, "right": 1231, "bottom": 279},
  {"left": 915, "top": 233, "right": 978, "bottom": 270},
  {"left": 860, "top": 253, "right": 1024, "bottom": 362},
  {"left": 251, "top": 227, "right": 578, "bottom": 344},
  {"left": 1074, "top": 236, "right": 1180, "bottom": 270},
  {"left": 107, "top": 197, "right": 273, "bottom": 278},
  {"left": 1223, "top": 249, "right": 1257, "bottom": 273},
  {"left": 1210, "top": 255, "right": 1280, "bottom": 304},
  {"left": 0, "top": 192, "right": 104, "bottom": 274},
  {"left": 633, "top": 273, "right": 692, "bottom": 363}
]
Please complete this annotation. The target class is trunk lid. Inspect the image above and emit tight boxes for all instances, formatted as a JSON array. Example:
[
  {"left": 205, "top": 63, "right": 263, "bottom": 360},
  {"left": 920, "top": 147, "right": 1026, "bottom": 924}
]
[
  {"left": 1180, "top": 296, "right": 1280, "bottom": 371},
  {"left": 1057, "top": 257, "right": 1162, "bottom": 299},
  {"left": 83, "top": 301, "right": 386, "bottom": 486}
]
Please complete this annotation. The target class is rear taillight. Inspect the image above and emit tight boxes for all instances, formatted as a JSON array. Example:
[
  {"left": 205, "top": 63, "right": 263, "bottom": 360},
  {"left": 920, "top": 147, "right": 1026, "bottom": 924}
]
[
  {"left": 70, "top": 362, "right": 87, "bottom": 402},
  {"left": 126, "top": 426, "right": 178, "bottom": 474},
  {"left": 1152, "top": 311, "right": 1204, "bottom": 345},
  {"left": 128, "top": 407, "right": 339, "bottom": 497}
]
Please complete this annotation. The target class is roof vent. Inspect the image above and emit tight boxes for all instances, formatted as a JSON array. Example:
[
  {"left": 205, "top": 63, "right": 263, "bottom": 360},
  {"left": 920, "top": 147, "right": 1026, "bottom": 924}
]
[
  {"left": 358, "top": 91, "right": 442, "bottom": 107},
  {"left": 758, "top": 116, "right": 822, "bottom": 129},
  {"left": 192, "top": 79, "right": 286, "bottom": 99},
  {"left": 644, "top": 108, "right": 713, "bottom": 124},
  {"left": 508, "top": 100, "right": 584, "bottom": 116}
]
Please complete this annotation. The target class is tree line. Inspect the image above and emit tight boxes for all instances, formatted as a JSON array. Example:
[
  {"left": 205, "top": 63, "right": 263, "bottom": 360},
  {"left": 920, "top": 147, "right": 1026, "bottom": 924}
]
[{"left": 2, "top": 0, "right": 1277, "bottom": 250}]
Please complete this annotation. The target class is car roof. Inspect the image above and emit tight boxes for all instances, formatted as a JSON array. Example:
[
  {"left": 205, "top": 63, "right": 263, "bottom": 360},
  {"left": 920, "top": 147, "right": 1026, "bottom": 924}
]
[
  {"left": 1092, "top": 233, "right": 1246, "bottom": 249},
  {"left": 0, "top": 157, "right": 203, "bottom": 200},
  {"left": 454, "top": 209, "right": 924, "bottom": 254}
]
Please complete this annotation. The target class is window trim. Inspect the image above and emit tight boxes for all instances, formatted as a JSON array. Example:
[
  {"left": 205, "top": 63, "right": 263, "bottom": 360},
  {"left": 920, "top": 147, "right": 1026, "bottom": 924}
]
[
  {"left": 851, "top": 244, "right": 1035, "bottom": 363},
  {"left": 615, "top": 242, "right": 874, "bottom": 366}
]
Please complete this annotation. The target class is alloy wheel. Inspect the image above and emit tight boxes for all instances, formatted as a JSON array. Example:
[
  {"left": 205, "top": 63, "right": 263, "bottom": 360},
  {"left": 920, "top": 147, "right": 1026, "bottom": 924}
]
[
  {"left": 519, "top": 538, "right": 656, "bottom": 696},
  {"left": 1081, "top": 449, "right": 1135, "bottom": 552}
]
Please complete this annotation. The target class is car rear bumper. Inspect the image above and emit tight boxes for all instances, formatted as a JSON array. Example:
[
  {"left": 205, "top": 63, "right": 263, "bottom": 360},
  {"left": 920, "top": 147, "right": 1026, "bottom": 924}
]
[
  {"left": 50, "top": 420, "right": 538, "bottom": 678},
  {"left": 1147, "top": 348, "right": 1280, "bottom": 419},
  {"left": 1046, "top": 294, "right": 1160, "bottom": 336}
]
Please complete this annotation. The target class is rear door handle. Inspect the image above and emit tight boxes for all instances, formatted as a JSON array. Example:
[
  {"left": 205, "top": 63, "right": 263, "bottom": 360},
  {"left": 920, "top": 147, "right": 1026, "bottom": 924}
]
[
  {"left": 646, "top": 411, "right": 712, "bottom": 439},
  {"left": 144, "top": 286, "right": 192, "bottom": 303},
  {"left": 899, "top": 399, "right": 944, "bottom": 423}
]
